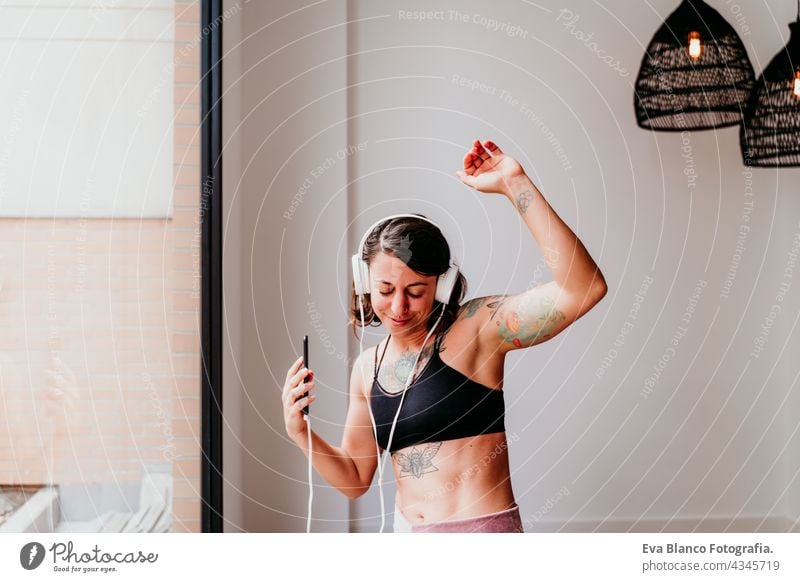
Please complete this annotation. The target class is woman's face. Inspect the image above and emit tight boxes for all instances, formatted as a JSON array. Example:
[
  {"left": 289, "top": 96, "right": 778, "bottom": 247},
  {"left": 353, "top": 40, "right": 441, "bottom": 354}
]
[{"left": 368, "top": 251, "right": 437, "bottom": 337}]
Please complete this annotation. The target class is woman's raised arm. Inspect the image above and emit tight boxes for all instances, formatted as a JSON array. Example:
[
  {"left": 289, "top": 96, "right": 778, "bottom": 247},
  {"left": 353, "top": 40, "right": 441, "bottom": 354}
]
[{"left": 455, "top": 139, "right": 607, "bottom": 353}]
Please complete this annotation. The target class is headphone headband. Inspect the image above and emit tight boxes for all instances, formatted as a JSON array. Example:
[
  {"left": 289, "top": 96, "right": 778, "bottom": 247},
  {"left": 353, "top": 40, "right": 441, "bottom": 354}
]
[
  {"left": 355, "top": 213, "right": 444, "bottom": 259},
  {"left": 351, "top": 213, "right": 459, "bottom": 304}
]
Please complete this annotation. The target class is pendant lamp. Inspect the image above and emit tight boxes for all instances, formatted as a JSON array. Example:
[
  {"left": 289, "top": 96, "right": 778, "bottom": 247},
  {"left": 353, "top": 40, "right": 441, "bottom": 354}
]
[
  {"left": 740, "top": 3, "right": 800, "bottom": 167},
  {"left": 635, "top": 0, "right": 755, "bottom": 131}
]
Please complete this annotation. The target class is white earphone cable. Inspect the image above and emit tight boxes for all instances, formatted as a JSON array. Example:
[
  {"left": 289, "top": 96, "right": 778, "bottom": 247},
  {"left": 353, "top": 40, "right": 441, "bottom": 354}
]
[
  {"left": 372, "top": 303, "right": 446, "bottom": 533},
  {"left": 304, "top": 414, "right": 312, "bottom": 533},
  {"left": 358, "top": 297, "right": 389, "bottom": 532}
]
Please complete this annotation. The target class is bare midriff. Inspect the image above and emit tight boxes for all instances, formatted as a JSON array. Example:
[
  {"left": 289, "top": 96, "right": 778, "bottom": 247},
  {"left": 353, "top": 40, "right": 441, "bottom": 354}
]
[{"left": 391, "top": 431, "right": 516, "bottom": 524}]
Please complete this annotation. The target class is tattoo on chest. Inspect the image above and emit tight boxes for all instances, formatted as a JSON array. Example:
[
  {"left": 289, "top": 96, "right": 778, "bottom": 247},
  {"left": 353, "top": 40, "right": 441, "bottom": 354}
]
[
  {"left": 379, "top": 342, "right": 434, "bottom": 393},
  {"left": 393, "top": 442, "right": 443, "bottom": 479}
]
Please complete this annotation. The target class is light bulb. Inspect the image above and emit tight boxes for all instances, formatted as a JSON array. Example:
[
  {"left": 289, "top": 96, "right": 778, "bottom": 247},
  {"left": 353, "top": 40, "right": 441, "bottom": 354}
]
[
  {"left": 794, "top": 68, "right": 800, "bottom": 99},
  {"left": 688, "top": 31, "right": 702, "bottom": 60}
]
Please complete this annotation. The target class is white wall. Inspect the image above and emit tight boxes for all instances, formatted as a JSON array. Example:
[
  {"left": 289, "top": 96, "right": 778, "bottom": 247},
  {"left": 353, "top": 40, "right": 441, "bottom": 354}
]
[
  {"left": 225, "top": 0, "right": 800, "bottom": 532},
  {"left": 223, "top": 0, "right": 351, "bottom": 532}
]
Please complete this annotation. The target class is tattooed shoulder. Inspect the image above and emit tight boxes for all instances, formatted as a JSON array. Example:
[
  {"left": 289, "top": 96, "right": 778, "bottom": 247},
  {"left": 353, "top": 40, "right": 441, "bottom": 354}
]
[
  {"left": 496, "top": 293, "right": 567, "bottom": 349},
  {"left": 458, "top": 295, "right": 509, "bottom": 321}
]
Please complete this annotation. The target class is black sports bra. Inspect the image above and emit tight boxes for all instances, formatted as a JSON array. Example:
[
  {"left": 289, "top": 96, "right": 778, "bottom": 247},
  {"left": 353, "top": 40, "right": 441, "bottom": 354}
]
[{"left": 370, "top": 334, "right": 506, "bottom": 453}]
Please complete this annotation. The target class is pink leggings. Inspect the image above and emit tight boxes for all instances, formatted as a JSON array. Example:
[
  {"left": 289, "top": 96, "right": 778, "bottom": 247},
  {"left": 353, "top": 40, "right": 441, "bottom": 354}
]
[{"left": 393, "top": 503, "right": 524, "bottom": 533}]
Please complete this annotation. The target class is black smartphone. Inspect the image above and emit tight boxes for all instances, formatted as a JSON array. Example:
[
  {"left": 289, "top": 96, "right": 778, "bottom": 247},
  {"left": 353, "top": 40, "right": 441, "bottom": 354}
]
[{"left": 302, "top": 335, "right": 310, "bottom": 415}]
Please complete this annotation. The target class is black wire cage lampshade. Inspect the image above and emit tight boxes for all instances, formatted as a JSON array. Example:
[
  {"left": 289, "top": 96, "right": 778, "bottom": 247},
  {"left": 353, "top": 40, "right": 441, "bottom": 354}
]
[
  {"left": 635, "top": 0, "right": 755, "bottom": 131},
  {"left": 740, "top": 17, "right": 800, "bottom": 166}
]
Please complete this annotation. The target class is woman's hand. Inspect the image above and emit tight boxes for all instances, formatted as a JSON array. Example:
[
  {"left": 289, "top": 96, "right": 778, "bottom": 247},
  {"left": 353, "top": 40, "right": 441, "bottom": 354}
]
[
  {"left": 455, "top": 139, "right": 527, "bottom": 198},
  {"left": 282, "top": 356, "right": 316, "bottom": 443}
]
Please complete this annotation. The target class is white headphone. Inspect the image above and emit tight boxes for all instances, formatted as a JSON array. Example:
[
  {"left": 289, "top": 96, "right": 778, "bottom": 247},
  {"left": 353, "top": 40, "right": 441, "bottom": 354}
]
[{"left": 351, "top": 214, "right": 460, "bottom": 305}]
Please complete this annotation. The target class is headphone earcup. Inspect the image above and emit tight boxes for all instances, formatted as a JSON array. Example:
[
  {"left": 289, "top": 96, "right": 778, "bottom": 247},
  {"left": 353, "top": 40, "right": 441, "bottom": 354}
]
[
  {"left": 351, "top": 254, "right": 370, "bottom": 296},
  {"left": 355, "top": 254, "right": 456, "bottom": 304},
  {"left": 435, "top": 265, "right": 459, "bottom": 305}
]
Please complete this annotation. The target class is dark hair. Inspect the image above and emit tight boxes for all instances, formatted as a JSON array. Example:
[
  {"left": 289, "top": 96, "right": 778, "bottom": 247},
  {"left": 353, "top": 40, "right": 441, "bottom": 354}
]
[{"left": 350, "top": 214, "right": 467, "bottom": 336}]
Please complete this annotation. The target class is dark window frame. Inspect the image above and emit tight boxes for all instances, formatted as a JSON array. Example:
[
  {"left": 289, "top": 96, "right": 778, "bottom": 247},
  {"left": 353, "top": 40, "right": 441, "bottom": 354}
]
[{"left": 201, "top": 0, "right": 223, "bottom": 533}]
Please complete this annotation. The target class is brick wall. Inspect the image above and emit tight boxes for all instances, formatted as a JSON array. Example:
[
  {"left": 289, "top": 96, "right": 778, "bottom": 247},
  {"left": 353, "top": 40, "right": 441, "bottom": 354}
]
[
  {"left": 169, "top": 0, "right": 202, "bottom": 534},
  {"left": 0, "top": 0, "right": 202, "bottom": 533}
]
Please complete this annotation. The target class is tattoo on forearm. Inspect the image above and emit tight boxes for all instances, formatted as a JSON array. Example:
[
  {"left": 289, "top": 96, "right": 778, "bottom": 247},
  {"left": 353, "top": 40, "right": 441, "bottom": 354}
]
[
  {"left": 394, "top": 442, "right": 443, "bottom": 479},
  {"left": 515, "top": 189, "right": 534, "bottom": 215},
  {"left": 498, "top": 294, "right": 566, "bottom": 348}
]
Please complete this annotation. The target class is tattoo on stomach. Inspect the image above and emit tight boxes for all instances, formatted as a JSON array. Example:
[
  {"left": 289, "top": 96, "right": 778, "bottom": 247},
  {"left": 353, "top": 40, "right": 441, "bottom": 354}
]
[{"left": 393, "top": 442, "right": 443, "bottom": 479}]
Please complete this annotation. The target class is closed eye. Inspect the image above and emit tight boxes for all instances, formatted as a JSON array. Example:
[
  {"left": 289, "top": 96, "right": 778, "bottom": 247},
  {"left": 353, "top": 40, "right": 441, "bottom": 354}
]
[{"left": 379, "top": 291, "right": 423, "bottom": 299}]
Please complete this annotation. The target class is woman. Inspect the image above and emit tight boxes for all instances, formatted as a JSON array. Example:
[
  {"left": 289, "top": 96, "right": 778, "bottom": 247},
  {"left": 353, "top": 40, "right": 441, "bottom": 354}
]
[{"left": 282, "top": 139, "right": 608, "bottom": 532}]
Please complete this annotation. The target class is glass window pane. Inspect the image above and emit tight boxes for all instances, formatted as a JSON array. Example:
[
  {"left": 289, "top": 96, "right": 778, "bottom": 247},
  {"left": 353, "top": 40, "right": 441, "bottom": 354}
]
[{"left": 0, "top": 0, "right": 201, "bottom": 533}]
